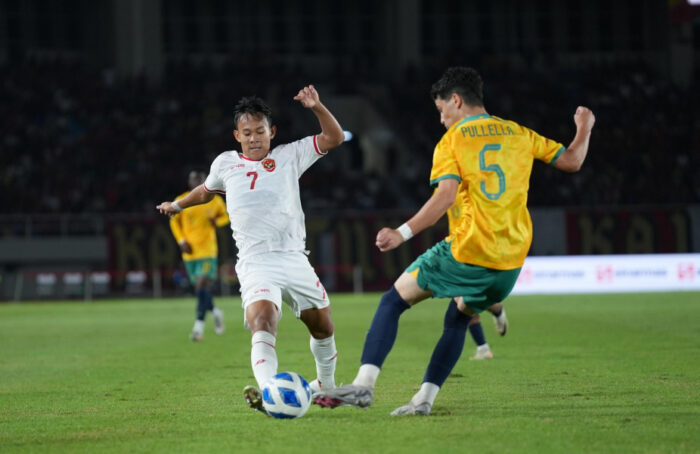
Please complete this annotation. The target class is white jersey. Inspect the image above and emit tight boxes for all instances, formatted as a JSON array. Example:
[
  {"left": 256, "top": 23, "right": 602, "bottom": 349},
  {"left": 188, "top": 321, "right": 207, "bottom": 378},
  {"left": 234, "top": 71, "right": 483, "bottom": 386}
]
[{"left": 203, "top": 135, "right": 326, "bottom": 259}]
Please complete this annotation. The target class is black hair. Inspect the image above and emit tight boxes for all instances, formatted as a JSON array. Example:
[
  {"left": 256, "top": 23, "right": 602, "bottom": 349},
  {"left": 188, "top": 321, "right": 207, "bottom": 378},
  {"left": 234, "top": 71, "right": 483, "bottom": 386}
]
[
  {"left": 430, "top": 67, "right": 484, "bottom": 107},
  {"left": 233, "top": 96, "right": 273, "bottom": 128}
]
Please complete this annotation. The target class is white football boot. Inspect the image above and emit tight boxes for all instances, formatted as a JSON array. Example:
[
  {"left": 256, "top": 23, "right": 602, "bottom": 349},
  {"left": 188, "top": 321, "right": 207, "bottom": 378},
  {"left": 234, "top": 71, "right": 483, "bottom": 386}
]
[
  {"left": 190, "top": 320, "right": 204, "bottom": 342},
  {"left": 492, "top": 308, "right": 508, "bottom": 336},
  {"left": 390, "top": 401, "right": 432, "bottom": 416},
  {"left": 470, "top": 344, "right": 494, "bottom": 360},
  {"left": 213, "top": 307, "right": 225, "bottom": 335},
  {"left": 313, "top": 384, "right": 373, "bottom": 409}
]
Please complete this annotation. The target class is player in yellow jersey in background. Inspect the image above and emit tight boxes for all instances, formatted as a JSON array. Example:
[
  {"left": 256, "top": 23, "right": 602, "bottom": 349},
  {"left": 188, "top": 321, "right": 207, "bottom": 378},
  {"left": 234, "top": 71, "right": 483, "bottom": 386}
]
[
  {"left": 315, "top": 67, "right": 595, "bottom": 415},
  {"left": 170, "top": 171, "right": 230, "bottom": 341}
]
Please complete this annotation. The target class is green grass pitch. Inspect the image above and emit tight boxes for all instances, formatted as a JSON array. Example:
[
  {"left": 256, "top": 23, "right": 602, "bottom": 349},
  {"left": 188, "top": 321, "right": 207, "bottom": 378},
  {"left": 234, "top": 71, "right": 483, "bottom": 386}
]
[{"left": 1, "top": 293, "right": 699, "bottom": 453}]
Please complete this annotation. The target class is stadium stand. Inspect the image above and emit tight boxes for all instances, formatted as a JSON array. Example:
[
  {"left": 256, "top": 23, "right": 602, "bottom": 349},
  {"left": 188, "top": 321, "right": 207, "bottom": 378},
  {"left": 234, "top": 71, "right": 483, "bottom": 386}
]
[{"left": 1, "top": 57, "right": 698, "bottom": 217}]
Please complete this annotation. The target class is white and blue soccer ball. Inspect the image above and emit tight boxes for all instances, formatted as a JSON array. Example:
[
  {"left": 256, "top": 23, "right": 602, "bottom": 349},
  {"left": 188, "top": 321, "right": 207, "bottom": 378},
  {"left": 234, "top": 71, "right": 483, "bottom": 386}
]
[{"left": 262, "top": 372, "right": 312, "bottom": 419}]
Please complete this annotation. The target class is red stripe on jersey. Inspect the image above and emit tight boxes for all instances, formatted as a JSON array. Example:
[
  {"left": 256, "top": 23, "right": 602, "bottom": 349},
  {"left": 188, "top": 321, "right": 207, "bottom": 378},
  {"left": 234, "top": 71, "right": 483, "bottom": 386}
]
[
  {"left": 329, "top": 353, "right": 338, "bottom": 361},
  {"left": 313, "top": 135, "right": 327, "bottom": 156},
  {"left": 203, "top": 183, "right": 225, "bottom": 194},
  {"left": 239, "top": 153, "right": 259, "bottom": 161}
]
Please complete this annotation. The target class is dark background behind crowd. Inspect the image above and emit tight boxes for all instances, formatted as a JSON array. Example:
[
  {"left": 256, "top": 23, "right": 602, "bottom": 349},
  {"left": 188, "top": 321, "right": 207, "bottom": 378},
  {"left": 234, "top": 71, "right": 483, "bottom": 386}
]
[{"left": 1, "top": 0, "right": 699, "bottom": 216}]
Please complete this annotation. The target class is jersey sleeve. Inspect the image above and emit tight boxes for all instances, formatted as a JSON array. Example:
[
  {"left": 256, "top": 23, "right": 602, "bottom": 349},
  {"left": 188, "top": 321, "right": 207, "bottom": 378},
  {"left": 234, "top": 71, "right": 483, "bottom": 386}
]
[
  {"left": 524, "top": 126, "right": 566, "bottom": 165},
  {"left": 169, "top": 214, "right": 185, "bottom": 243},
  {"left": 203, "top": 155, "right": 226, "bottom": 194},
  {"left": 289, "top": 135, "right": 327, "bottom": 174},
  {"left": 169, "top": 192, "right": 188, "bottom": 242},
  {"left": 429, "top": 135, "right": 462, "bottom": 188},
  {"left": 212, "top": 195, "right": 229, "bottom": 227}
]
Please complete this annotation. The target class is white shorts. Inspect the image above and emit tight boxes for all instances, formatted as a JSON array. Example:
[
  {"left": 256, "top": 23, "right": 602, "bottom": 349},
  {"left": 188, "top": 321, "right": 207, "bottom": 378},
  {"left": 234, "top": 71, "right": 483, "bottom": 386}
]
[{"left": 235, "top": 251, "right": 330, "bottom": 328}]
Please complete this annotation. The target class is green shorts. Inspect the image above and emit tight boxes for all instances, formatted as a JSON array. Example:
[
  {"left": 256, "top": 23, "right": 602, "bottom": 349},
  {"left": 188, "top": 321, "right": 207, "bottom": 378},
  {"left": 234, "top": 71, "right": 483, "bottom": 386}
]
[
  {"left": 184, "top": 258, "right": 218, "bottom": 284},
  {"left": 406, "top": 240, "right": 521, "bottom": 313}
]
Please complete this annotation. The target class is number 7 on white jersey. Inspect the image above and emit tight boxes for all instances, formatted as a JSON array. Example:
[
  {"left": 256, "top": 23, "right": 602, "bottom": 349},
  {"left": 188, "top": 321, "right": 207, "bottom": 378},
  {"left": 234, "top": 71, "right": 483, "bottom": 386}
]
[{"left": 246, "top": 171, "right": 258, "bottom": 190}]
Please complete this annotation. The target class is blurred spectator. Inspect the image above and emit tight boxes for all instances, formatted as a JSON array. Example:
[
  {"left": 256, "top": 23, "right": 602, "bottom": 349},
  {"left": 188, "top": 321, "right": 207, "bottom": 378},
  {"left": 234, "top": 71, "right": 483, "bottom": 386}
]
[{"left": 1, "top": 57, "right": 697, "bottom": 215}]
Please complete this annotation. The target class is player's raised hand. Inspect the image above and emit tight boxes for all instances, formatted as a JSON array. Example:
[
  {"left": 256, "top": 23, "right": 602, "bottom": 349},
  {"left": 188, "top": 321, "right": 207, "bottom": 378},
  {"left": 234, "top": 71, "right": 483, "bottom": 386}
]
[
  {"left": 156, "top": 201, "right": 179, "bottom": 217},
  {"left": 376, "top": 227, "right": 404, "bottom": 252},
  {"left": 574, "top": 106, "right": 595, "bottom": 132},
  {"left": 293, "top": 85, "right": 320, "bottom": 109}
]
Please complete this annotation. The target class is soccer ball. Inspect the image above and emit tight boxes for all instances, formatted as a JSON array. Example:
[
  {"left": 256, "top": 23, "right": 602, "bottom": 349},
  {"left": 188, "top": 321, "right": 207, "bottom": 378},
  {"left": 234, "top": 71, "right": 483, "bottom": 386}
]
[{"left": 262, "top": 372, "right": 312, "bottom": 419}]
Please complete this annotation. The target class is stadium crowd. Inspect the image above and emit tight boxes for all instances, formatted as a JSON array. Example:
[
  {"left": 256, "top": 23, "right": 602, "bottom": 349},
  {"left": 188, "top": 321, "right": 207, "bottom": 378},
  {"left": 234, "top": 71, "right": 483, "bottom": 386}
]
[{"left": 1, "top": 57, "right": 698, "bottom": 215}]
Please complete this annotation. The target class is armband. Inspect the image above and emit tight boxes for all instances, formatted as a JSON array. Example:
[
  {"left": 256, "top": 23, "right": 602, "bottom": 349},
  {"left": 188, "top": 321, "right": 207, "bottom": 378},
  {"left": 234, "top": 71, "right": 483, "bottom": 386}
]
[{"left": 397, "top": 223, "right": 414, "bottom": 241}]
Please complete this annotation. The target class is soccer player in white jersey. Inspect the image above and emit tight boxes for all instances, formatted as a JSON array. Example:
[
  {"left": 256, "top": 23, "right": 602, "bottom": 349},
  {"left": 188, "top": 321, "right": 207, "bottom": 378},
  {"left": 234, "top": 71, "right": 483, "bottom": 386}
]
[{"left": 156, "top": 86, "right": 345, "bottom": 415}]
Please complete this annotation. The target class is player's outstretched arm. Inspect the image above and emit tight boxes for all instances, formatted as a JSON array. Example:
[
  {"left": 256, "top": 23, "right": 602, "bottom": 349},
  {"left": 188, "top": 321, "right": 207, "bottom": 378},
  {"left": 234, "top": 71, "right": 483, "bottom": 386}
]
[
  {"left": 294, "top": 85, "right": 344, "bottom": 152},
  {"left": 553, "top": 106, "right": 595, "bottom": 173},
  {"left": 376, "top": 178, "right": 458, "bottom": 252},
  {"left": 169, "top": 214, "right": 192, "bottom": 253},
  {"left": 156, "top": 184, "right": 215, "bottom": 217}
]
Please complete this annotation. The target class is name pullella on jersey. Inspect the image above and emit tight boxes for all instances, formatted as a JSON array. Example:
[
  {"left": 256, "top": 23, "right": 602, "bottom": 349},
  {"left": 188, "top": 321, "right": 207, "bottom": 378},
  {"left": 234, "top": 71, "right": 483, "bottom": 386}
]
[{"left": 460, "top": 123, "right": 516, "bottom": 138}]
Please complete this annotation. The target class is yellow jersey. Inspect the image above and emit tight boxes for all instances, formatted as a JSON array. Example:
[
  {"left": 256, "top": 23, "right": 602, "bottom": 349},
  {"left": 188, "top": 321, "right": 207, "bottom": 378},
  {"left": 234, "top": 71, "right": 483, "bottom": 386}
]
[
  {"left": 445, "top": 180, "right": 471, "bottom": 240},
  {"left": 169, "top": 192, "right": 229, "bottom": 261},
  {"left": 431, "top": 113, "right": 564, "bottom": 270}
]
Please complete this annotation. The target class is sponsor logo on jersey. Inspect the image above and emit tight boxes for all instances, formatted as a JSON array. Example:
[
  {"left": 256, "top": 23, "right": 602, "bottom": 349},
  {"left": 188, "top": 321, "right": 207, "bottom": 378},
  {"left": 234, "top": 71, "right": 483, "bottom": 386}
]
[
  {"left": 229, "top": 164, "right": 245, "bottom": 170},
  {"left": 262, "top": 158, "right": 276, "bottom": 172}
]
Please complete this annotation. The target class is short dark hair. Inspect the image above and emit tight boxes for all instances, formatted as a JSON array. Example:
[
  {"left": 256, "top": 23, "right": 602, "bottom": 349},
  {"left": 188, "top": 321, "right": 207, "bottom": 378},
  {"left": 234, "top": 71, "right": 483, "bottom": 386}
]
[
  {"left": 430, "top": 67, "right": 484, "bottom": 107},
  {"left": 233, "top": 96, "right": 273, "bottom": 128}
]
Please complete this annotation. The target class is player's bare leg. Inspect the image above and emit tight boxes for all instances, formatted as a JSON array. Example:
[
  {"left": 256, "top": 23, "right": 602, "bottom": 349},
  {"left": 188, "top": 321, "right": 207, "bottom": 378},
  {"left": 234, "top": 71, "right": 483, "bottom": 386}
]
[
  {"left": 393, "top": 272, "right": 435, "bottom": 305},
  {"left": 244, "top": 300, "right": 280, "bottom": 415},
  {"left": 314, "top": 272, "right": 431, "bottom": 409},
  {"left": 300, "top": 307, "right": 337, "bottom": 393}
]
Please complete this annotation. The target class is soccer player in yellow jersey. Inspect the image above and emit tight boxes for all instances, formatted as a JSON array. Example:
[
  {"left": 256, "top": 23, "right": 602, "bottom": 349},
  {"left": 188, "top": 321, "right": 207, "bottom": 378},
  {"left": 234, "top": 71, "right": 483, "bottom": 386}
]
[
  {"left": 169, "top": 171, "right": 230, "bottom": 341},
  {"left": 315, "top": 67, "right": 595, "bottom": 415}
]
